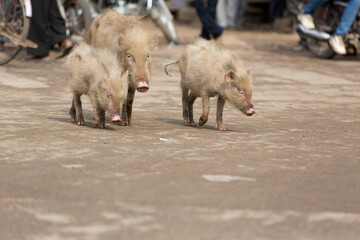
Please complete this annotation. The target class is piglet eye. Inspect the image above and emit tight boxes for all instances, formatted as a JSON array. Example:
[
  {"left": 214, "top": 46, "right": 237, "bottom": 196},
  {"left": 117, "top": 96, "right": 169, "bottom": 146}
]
[
  {"left": 127, "top": 55, "right": 133, "bottom": 61},
  {"left": 147, "top": 53, "right": 150, "bottom": 59},
  {"left": 107, "top": 92, "right": 112, "bottom": 99},
  {"left": 237, "top": 87, "right": 244, "bottom": 94}
]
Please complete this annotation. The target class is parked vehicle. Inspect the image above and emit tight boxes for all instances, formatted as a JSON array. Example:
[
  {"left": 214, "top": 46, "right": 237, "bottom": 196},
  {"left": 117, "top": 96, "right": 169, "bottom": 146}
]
[
  {"left": 297, "top": 0, "right": 360, "bottom": 58},
  {"left": 93, "top": 0, "right": 180, "bottom": 44},
  {"left": 0, "top": 0, "right": 36, "bottom": 65},
  {"left": 58, "top": 0, "right": 95, "bottom": 42}
]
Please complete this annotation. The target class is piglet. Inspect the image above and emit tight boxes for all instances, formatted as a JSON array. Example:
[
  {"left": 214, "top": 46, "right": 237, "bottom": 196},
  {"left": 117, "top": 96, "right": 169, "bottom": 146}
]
[
  {"left": 66, "top": 43, "right": 128, "bottom": 129},
  {"left": 165, "top": 39, "right": 255, "bottom": 131}
]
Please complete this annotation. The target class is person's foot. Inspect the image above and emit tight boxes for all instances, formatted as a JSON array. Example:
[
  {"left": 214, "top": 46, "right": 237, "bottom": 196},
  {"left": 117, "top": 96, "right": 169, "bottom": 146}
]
[
  {"left": 329, "top": 35, "right": 346, "bottom": 55},
  {"left": 297, "top": 14, "right": 315, "bottom": 29},
  {"left": 56, "top": 39, "right": 73, "bottom": 59},
  {"left": 21, "top": 55, "right": 51, "bottom": 62}
]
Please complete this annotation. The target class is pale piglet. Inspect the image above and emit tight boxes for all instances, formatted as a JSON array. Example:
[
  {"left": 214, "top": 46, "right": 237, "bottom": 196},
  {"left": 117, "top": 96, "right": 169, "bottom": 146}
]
[
  {"left": 165, "top": 39, "right": 255, "bottom": 131},
  {"left": 86, "top": 10, "right": 158, "bottom": 126},
  {"left": 66, "top": 43, "right": 128, "bottom": 129}
]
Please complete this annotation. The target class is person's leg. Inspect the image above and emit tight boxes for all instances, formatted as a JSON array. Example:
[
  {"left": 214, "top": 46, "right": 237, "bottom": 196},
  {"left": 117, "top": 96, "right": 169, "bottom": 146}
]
[
  {"left": 27, "top": 0, "right": 51, "bottom": 57},
  {"left": 226, "top": 0, "right": 238, "bottom": 27},
  {"left": 193, "top": 0, "right": 210, "bottom": 39},
  {"left": 234, "top": 0, "right": 247, "bottom": 28},
  {"left": 303, "top": 0, "right": 327, "bottom": 14},
  {"left": 298, "top": 0, "right": 327, "bottom": 29},
  {"left": 207, "top": 0, "right": 218, "bottom": 20},
  {"left": 193, "top": 0, "right": 223, "bottom": 39},
  {"left": 216, "top": 0, "right": 228, "bottom": 27},
  {"left": 48, "top": 0, "right": 68, "bottom": 45},
  {"left": 330, "top": 0, "right": 360, "bottom": 54},
  {"left": 269, "top": 0, "right": 286, "bottom": 23},
  {"left": 335, "top": 0, "right": 360, "bottom": 36},
  {"left": 207, "top": 0, "right": 223, "bottom": 37}
]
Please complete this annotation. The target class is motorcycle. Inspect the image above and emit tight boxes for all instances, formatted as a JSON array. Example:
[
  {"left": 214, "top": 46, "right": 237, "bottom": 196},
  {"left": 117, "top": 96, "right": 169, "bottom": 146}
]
[
  {"left": 297, "top": 0, "right": 360, "bottom": 58},
  {"left": 92, "top": 0, "right": 180, "bottom": 44}
]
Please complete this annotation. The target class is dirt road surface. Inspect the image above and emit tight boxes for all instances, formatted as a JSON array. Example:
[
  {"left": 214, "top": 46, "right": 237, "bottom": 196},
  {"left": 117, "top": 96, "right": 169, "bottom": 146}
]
[{"left": 1, "top": 20, "right": 360, "bottom": 240}]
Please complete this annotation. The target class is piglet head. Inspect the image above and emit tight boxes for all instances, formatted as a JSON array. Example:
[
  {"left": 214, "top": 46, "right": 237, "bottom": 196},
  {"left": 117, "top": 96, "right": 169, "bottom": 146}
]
[
  {"left": 104, "top": 71, "right": 129, "bottom": 121},
  {"left": 125, "top": 52, "right": 151, "bottom": 93},
  {"left": 119, "top": 27, "right": 157, "bottom": 93},
  {"left": 223, "top": 69, "right": 255, "bottom": 116}
]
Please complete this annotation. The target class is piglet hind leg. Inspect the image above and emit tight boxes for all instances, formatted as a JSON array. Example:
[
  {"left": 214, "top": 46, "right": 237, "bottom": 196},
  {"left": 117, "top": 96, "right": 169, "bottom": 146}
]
[
  {"left": 181, "top": 86, "right": 190, "bottom": 125},
  {"left": 216, "top": 95, "right": 226, "bottom": 131},
  {"left": 69, "top": 97, "right": 77, "bottom": 122},
  {"left": 188, "top": 92, "right": 197, "bottom": 127},
  {"left": 199, "top": 96, "right": 210, "bottom": 126},
  {"left": 73, "top": 93, "right": 85, "bottom": 126}
]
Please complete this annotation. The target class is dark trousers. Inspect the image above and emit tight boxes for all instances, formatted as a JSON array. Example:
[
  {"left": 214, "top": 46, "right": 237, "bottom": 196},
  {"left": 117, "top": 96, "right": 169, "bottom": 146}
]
[
  {"left": 27, "top": 0, "right": 67, "bottom": 56},
  {"left": 268, "top": 0, "right": 287, "bottom": 23},
  {"left": 193, "top": 0, "right": 223, "bottom": 40}
]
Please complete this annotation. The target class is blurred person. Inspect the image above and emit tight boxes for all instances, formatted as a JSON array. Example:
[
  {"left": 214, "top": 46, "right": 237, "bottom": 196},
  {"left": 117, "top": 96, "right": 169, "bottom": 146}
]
[
  {"left": 24, "top": 0, "right": 72, "bottom": 62},
  {"left": 193, "top": 0, "right": 223, "bottom": 40},
  {"left": 298, "top": 0, "right": 360, "bottom": 54},
  {"left": 287, "top": 0, "right": 309, "bottom": 51},
  {"left": 268, "top": 0, "right": 287, "bottom": 23},
  {"left": 217, "top": 0, "right": 247, "bottom": 30}
]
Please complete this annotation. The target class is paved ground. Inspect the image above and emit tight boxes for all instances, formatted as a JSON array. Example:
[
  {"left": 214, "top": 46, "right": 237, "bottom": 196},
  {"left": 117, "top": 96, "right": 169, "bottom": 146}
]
[{"left": 0, "top": 19, "right": 360, "bottom": 240}]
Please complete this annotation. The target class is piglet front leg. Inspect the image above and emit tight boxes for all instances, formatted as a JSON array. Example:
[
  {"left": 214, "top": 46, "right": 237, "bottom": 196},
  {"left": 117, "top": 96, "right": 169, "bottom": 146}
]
[
  {"left": 199, "top": 96, "right": 210, "bottom": 126},
  {"left": 216, "top": 96, "right": 226, "bottom": 131}
]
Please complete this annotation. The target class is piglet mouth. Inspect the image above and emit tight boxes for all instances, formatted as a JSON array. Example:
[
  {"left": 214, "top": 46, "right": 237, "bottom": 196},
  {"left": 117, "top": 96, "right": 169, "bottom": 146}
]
[
  {"left": 246, "top": 108, "right": 255, "bottom": 116},
  {"left": 136, "top": 81, "right": 149, "bottom": 92}
]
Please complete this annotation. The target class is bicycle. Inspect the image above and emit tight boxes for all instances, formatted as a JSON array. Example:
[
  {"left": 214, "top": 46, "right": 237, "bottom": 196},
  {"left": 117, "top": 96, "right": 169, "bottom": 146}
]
[{"left": 0, "top": 0, "right": 37, "bottom": 66}]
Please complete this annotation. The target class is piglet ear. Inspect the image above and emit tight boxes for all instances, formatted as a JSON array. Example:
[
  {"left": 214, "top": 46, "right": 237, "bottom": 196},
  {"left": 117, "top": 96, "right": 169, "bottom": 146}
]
[
  {"left": 117, "top": 35, "right": 125, "bottom": 50},
  {"left": 224, "top": 71, "right": 234, "bottom": 82},
  {"left": 104, "top": 75, "right": 111, "bottom": 85},
  {"left": 147, "top": 35, "right": 158, "bottom": 50},
  {"left": 117, "top": 35, "right": 122, "bottom": 46}
]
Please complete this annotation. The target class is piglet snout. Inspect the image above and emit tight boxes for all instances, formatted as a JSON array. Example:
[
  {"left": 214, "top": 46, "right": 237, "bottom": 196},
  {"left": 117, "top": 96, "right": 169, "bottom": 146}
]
[
  {"left": 137, "top": 81, "right": 149, "bottom": 92},
  {"left": 246, "top": 108, "right": 255, "bottom": 116},
  {"left": 111, "top": 114, "right": 121, "bottom": 122}
]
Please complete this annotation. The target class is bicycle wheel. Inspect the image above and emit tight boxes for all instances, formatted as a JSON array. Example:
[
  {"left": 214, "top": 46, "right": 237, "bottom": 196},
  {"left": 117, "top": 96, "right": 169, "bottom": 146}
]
[
  {"left": 0, "top": 0, "right": 30, "bottom": 65},
  {"left": 150, "top": 0, "right": 179, "bottom": 44},
  {"left": 63, "top": 0, "right": 93, "bottom": 42}
]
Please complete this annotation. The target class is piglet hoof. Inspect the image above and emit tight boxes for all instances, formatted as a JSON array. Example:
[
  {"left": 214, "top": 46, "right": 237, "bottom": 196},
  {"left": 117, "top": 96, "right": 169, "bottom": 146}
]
[
  {"left": 77, "top": 120, "right": 84, "bottom": 126},
  {"left": 199, "top": 116, "right": 207, "bottom": 126},
  {"left": 216, "top": 123, "right": 226, "bottom": 131},
  {"left": 121, "top": 120, "right": 130, "bottom": 126},
  {"left": 189, "top": 121, "right": 197, "bottom": 127},
  {"left": 184, "top": 120, "right": 191, "bottom": 126},
  {"left": 71, "top": 116, "right": 77, "bottom": 123},
  {"left": 218, "top": 126, "right": 226, "bottom": 131},
  {"left": 99, "top": 124, "right": 106, "bottom": 129}
]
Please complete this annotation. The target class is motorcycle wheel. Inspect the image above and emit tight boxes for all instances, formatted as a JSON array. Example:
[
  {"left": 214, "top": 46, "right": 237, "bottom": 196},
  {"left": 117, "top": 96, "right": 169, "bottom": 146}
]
[
  {"left": 306, "top": 38, "right": 335, "bottom": 59},
  {"left": 306, "top": 3, "right": 340, "bottom": 59},
  {"left": 63, "top": 0, "right": 93, "bottom": 41},
  {"left": 150, "top": 0, "right": 179, "bottom": 44}
]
